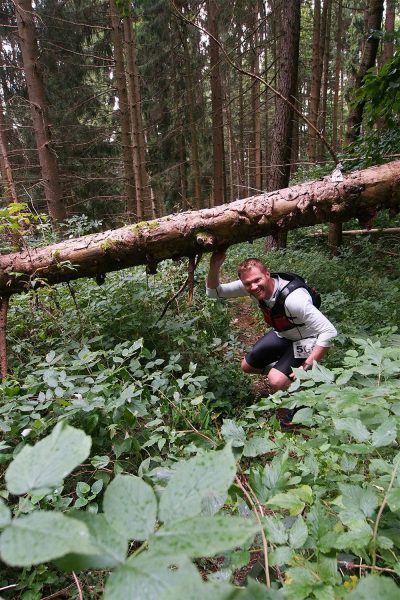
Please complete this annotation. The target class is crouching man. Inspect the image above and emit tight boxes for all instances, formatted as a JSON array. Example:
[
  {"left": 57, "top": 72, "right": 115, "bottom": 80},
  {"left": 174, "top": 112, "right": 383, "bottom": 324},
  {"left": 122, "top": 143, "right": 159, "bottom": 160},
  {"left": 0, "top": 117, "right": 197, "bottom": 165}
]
[{"left": 206, "top": 250, "right": 337, "bottom": 392}]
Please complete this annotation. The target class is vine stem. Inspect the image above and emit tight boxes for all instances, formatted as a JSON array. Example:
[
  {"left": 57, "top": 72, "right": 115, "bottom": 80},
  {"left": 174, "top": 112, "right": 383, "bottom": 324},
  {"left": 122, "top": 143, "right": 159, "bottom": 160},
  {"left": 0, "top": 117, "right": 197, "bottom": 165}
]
[
  {"left": 371, "top": 458, "right": 400, "bottom": 567},
  {"left": 72, "top": 572, "right": 83, "bottom": 600},
  {"left": 235, "top": 475, "right": 270, "bottom": 587}
]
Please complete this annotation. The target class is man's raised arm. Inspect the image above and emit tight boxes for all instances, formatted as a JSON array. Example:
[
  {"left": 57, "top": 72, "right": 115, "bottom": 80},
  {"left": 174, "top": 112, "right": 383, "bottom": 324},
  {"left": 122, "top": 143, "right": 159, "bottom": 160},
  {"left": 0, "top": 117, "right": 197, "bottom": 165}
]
[{"left": 206, "top": 251, "right": 248, "bottom": 299}]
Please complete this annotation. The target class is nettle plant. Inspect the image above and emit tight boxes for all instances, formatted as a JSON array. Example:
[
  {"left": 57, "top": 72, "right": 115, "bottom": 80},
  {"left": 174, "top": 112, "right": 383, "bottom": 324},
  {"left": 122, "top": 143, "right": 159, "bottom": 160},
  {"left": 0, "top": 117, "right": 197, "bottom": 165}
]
[{"left": 0, "top": 422, "right": 267, "bottom": 599}]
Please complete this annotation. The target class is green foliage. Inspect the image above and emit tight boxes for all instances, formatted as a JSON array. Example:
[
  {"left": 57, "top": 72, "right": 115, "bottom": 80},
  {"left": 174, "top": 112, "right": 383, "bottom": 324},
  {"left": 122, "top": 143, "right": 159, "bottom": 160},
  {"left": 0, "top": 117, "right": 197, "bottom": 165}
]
[{"left": 2, "top": 236, "right": 400, "bottom": 597}]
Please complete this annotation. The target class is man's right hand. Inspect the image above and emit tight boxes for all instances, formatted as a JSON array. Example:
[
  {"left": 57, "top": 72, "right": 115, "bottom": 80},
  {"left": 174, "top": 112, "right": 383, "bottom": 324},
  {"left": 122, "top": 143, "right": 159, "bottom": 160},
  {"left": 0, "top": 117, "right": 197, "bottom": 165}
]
[
  {"left": 209, "top": 249, "right": 226, "bottom": 271},
  {"left": 207, "top": 249, "right": 227, "bottom": 289}
]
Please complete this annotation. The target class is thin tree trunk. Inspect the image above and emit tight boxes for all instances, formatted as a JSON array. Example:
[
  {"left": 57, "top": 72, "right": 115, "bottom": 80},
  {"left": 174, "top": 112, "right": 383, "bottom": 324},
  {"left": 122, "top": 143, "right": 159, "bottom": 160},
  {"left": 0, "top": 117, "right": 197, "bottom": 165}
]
[
  {"left": 206, "top": 0, "right": 226, "bottom": 206},
  {"left": 109, "top": 0, "right": 136, "bottom": 219},
  {"left": 1, "top": 160, "right": 399, "bottom": 296},
  {"left": 382, "top": 0, "right": 395, "bottom": 64},
  {"left": 123, "top": 15, "right": 152, "bottom": 220},
  {"left": 180, "top": 29, "right": 202, "bottom": 209},
  {"left": 332, "top": 0, "right": 343, "bottom": 153},
  {"left": 0, "top": 99, "right": 17, "bottom": 203},
  {"left": 346, "top": 0, "right": 384, "bottom": 143},
  {"left": 318, "top": 0, "right": 332, "bottom": 161},
  {"left": 14, "top": 0, "right": 65, "bottom": 222},
  {"left": 307, "top": 0, "right": 321, "bottom": 163}
]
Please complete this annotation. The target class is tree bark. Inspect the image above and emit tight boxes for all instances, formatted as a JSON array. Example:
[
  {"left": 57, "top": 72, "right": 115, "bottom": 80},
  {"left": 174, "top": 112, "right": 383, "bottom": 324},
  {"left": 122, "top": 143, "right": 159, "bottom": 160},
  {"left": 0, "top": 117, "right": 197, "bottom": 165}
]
[
  {"left": 14, "top": 0, "right": 65, "bottom": 222},
  {"left": 307, "top": 0, "right": 322, "bottom": 163},
  {"left": 123, "top": 15, "right": 152, "bottom": 220},
  {"left": 346, "top": 0, "right": 384, "bottom": 143},
  {"left": 0, "top": 98, "right": 17, "bottom": 203},
  {"left": 266, "top": 0, "right": 300, "bottom": 249},
  {"left": 206, "top": 0, "right": 226, "bottom": 206},
  {"left": 0, "top": 160, "right": 399, "bottom": 296},
  {"left": 109, "top": 0, "right": 136, "bottom": 218},
  {"left": 317, "top": 0, "right": 332, "bottom": 161},
  {"left": 382, "top": 0, "right": 395, "bottom": 64},
  {"left": 332, "top": 0, "right": 343, "bottom": 153}
]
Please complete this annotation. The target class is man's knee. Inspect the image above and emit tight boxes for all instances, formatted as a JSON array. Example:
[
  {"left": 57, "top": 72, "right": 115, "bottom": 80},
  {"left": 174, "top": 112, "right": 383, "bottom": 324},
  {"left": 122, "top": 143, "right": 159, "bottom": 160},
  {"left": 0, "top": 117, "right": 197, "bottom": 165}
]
[
  {"left": 267, "top": 368, "right": 291, "bottom": 391},
  {"left": 241, "top": 357, "right": 260, "bottom": 373}
]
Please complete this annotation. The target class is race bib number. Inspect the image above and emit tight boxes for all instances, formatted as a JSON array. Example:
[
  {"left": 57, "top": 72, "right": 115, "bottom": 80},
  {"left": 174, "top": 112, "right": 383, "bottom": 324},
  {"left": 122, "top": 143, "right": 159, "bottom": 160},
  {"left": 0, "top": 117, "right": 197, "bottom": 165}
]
[{"left": 293, "top": 337, "right": 317, "bottom": 359}]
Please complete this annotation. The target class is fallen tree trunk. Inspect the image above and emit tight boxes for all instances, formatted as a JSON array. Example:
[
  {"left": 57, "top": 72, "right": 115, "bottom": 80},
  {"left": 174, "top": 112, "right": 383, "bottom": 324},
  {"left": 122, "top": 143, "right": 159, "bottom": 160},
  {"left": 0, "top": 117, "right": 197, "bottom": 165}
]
[
  {"left": 1, "top": 160, "right": 399, "bottom": 296},
  {"left": 310, "top": 227, "right": 400, "bottom": 237}
]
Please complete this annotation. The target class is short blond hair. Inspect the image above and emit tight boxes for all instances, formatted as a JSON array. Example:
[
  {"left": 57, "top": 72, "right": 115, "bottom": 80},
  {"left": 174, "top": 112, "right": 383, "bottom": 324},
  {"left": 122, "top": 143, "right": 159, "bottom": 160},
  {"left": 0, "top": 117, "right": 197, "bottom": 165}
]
[{"left": 238, "top": 258, "right": 269, "bottom": 279}]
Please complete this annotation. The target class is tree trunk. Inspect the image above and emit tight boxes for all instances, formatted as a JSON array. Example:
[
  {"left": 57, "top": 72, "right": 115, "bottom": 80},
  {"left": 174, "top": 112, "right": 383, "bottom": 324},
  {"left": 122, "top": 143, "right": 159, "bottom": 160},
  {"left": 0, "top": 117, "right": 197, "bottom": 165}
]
[
  {"left": 1, "top": 160, "right": 399, "bottom": 296},
  {"left": 14, "top": 0, "right": 66, "bottom": 222},
  {"left": 251, "top": 1, "right": 262, "bottom": 193},
  {"left": 0, "top": 98, "right": 17, "bottom": 203},
  {"left": 109, "top": 0, "right": 136, "bottom": 219},
  {"left": 332, "top": 0, "right": 343, "bottom": 153},
  {"left": 317, "top": 0, "right": 332, "bottom": 161},
  {"left": 346, "top": 0, "right": 384, "bottom": 144},
  {"left": 307, "top": 0, "right": 321, "bottom": 163},
  {"left": 382, "top": 0, "right": 395, "bottom": 64},
  {"left": 123, "top": 15, "right": 152, "bottom": 220},
  {"left": 180, "top": 28, "right": 202, "bottom": 209},
  {"left": 206, "top": 0, "right": 226, "bottom": 206},
  {"left": 266, "top": 0, "right": 301, "bottom": 249}
]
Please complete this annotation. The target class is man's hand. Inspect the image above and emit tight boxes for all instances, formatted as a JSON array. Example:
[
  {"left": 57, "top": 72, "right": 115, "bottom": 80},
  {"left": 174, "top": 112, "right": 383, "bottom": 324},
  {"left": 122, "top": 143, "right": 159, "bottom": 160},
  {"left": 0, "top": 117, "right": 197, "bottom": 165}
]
[
  {"left": 209, "top": 249, "right": 227, "bottom": 270},
  {"left": 207, "top": 249, "right": 227, "bottom": 289}
]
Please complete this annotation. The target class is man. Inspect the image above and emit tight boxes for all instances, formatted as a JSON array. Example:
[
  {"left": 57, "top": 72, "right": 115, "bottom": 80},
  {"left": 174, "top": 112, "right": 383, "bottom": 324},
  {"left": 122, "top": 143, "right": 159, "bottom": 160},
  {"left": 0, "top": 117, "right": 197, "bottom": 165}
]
[{"left": 206, "top": 250, "right": 337, "bottom": 391}]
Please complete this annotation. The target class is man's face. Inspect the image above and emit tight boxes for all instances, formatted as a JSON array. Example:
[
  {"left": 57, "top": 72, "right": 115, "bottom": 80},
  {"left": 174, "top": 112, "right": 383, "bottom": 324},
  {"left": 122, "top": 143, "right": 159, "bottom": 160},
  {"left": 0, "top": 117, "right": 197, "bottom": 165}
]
[{"left": 240, "top": 266, "right": 272, "bottom": 300}]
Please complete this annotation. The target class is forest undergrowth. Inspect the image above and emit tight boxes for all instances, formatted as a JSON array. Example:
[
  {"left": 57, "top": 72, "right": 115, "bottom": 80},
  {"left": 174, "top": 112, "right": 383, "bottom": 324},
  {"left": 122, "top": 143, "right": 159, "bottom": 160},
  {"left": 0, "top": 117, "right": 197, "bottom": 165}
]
[{"left": 1, "top": 220, "right": 400, "bottom": 599}]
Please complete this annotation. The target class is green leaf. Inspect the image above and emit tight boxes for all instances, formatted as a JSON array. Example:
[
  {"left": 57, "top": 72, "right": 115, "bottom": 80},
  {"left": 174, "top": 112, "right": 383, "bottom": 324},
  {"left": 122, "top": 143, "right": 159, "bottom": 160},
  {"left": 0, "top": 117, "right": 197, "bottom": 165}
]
[
  {"left": 243, "top": 434, "right": 275, "bottom": 457},
  {"left": 158, "top": 445, "right": 236, "bottom": 523},
  {"left": 335, "top": 524, "right": 372, "bottom": 551},
  {"left": 386, "top": 488, "right": 400, "bottom": 512},
  {"left": 292, "top": 408, "right": 314, "bottom": 425},
  {"left": 150, "top": 515, "right": 259, "bottom": 557},
  {"left": 0, "top": 511, "right": 95, "bottom": 567},
  {"left": 371, "top": 419, "right": 397, "bottom": 447},
  {"left": 104, "top": 552, "right": 201, "bottom": 600},
  {"left": 263, "top": 515, "right": 288, "bottom": 544},
  {"left": 269, "top": 546, "right": 294, "bottom": 566},
  {"left": 267, "top": 492, "right": 305, "bottom": 516},
  {"left": 103, "top": 475, "right": 157, "bottom": 541},
  {"left": 221, "top": 420, "right": 246, "bottom": 447},
  {"left": 5, "top": 422, "right": 91, "bottom": 495},
  {"left": 339, "top": 484, "right": 378, "bottom": 517},
  {"left": 348, "top": 574, "right": 400, "bottom": 599},
  {"left": 0, "top": 498, "right": 11, "bottom": 528},
  {"left": 333, "top": 418, "right": 370, "bottom": 442},
  {"left": 289, "top": 516, "right": 308, "bottom": 548},
  {"left": 55, "top": 513, "right": 128, "bottom": 570}
]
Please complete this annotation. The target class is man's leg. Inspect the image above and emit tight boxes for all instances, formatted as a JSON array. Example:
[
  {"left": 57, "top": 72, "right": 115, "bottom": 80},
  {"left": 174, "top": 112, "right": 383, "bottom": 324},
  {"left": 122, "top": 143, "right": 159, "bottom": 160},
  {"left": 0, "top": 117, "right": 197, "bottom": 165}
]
[{"left": 241, "top": 331, "right": 291, "bottom": 384}]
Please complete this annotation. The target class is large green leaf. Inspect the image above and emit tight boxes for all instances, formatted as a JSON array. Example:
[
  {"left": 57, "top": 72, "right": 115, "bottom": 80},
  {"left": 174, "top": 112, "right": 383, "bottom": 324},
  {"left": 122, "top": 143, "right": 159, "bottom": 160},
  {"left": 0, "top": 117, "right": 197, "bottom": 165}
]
[
  {"left": 221, "top": 420, "right": 246, "bottom": 447},
  {"left": 104, "top": 552, "right": 201, "bottom": 600},
  {"left": 339, "top": 484, "right": 378, "bottom": 518},
  {"left": 333, "top": 418, "right": 370, "bottom": 442},
  {"left": 348, "top": 574, "right": 400, "bottom": 599},
  {"left": 371, "top": 419, "right": 397, "bottom": 448},
  {"left": 5, "top": 422, "right": 91, "bottom": 495},
  {"left": 289, "top": 516, "right": 308, "bottom": 548},
  {"left": 387, "top": 488, "right": 400, "bottom": 512},
  {"left": 0, "top": 499, "right": 11, "bottom": 528},
  {"left": 0, "top": 511, "right": 95, "bottom": 567},
  {"left": 150, "top": 515, "right": 259, "bottom": 557},
  {"left": 103, "top": 475, "right": 157, "bottom": 541},
  {"left": 243, "top": 435, "right": 276, "bottom": 457},
  {"left": 263, "top": 515, "right": 288, "bottom": 544},
  {"left": 158, "top": 445, "right": 236, "bottom": 523},
  {"left": 55, "top": 513, "right": 128, "bottom": 570}
]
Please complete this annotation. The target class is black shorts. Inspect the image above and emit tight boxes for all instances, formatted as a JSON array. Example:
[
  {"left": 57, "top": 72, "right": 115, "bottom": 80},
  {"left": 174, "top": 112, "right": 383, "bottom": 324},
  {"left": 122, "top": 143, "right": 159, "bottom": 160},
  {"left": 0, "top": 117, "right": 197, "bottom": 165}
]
[{"left": 245, "top": 330, "right": 305, "bottom": 377}]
